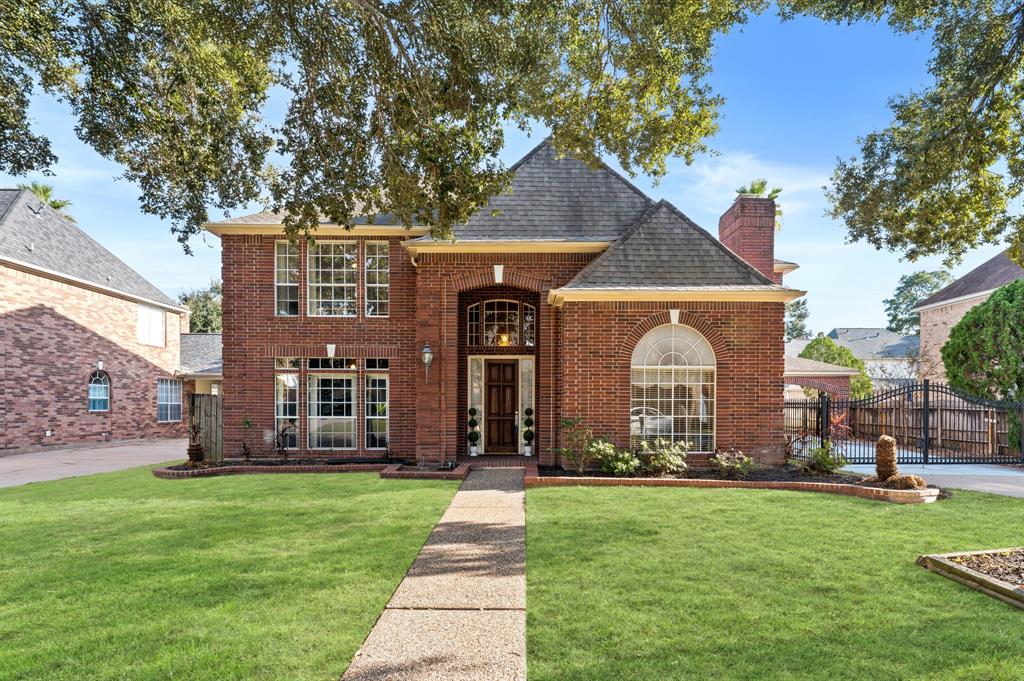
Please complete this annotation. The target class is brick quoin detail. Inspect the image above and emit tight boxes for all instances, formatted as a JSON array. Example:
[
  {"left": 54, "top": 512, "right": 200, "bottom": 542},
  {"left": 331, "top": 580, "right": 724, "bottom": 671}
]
[{"left": 1, "top": 265, "right": 188, "bottom": 452}]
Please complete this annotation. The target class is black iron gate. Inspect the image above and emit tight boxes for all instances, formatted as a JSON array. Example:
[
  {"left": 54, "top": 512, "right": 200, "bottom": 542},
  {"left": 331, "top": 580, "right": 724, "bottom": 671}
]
[{"left": 784, "top": 381, "right": 1024, "bottom": 464}]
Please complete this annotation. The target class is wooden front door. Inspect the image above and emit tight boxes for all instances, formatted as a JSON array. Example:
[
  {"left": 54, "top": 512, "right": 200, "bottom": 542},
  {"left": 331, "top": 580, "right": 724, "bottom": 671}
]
[{"left": 485, "top": 360, "right": 518, "bottom": 453}]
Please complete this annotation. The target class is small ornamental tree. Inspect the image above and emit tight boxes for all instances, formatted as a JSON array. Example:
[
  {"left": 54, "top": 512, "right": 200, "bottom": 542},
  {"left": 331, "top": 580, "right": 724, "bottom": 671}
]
[
  {"left": 798, "top": 336, "right": 873, "bottom": 399},
  {"left": 943, "top": 280, "right": 1024, "bottom": 402}
]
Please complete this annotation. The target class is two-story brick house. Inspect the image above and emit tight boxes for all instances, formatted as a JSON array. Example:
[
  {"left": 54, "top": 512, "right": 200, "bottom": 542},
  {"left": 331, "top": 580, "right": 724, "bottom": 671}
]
[
  {"left": 1, "top": 188, "right": 190, "bottom": 452},
  {"left": 208, "top": 141, "right": 804, "bottom": 466}
]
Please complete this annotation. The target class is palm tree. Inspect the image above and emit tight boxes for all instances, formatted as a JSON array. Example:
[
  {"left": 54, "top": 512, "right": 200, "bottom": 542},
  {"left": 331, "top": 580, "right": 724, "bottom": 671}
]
[
  {"left": 17, "top": 182, "right": 75, "bottom": 223},
  {"left": 735, "top": 178, "right": 782, "bottom": 229}
]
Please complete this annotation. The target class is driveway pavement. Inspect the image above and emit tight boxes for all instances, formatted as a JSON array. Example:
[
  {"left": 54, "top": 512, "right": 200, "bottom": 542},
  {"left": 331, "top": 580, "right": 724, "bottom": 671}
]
[
  {"left": 845, "top": 463, "right": 1024, "bottom": 498},
  {"left": 0, "top": 438, "right": 185, "bottom": 488}
]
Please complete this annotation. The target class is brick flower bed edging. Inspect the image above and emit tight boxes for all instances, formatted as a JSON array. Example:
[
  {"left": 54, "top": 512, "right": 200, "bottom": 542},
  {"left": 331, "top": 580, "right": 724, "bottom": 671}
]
[
  {"left": 917, "top": 549, "right": 1024, "bottom": 610},
  {"left": 379, "top": 464, "right": 471, "bottom": 480},
  {"left": 152, "top": 463, "right": 389, "bottom": 479},
  {"left": 523, "top": 466, "right": 939, "bottom": 504}
]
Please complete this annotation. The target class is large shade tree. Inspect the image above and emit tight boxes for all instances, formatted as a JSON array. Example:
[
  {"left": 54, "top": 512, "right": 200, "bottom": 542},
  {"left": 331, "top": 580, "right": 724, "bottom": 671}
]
[
  {"left": 2, "top": 0, "right": 767, "bottom": 252},
  {"left": 179, "top": 280, "right": 223, "bottom": 333},
  {"left": 883, "top": 270, "right": 953, "bottom": 335}
]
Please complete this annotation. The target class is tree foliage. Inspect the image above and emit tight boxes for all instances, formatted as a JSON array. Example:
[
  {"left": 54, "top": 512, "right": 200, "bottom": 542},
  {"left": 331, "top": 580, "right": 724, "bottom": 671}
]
[
  {"left": 780, "top": 0, "right": 1024, "bottom": 266},
  {"left": 17, "top": 181, "right": 74, "bottom": 222},
  {"left": 883, "top": 269, "right": 952, "bottom": 335},
  {"left": 179, "top": 280, "right": 222, "bottom": 333},
  {"left": 799, "top": 335, "right": 873, "bottom": 399},
  {"left": 943, "top": 280, "right": 1024, "bottom": 401},
  {"left": 785, "top": 298, "right": 810, "bottom": 340},
  {"left": 1, "top": 0, "right": 769, "bottom": 251},
  {"left": 736, "top": 177, "right": 783, "bottom": 228}
]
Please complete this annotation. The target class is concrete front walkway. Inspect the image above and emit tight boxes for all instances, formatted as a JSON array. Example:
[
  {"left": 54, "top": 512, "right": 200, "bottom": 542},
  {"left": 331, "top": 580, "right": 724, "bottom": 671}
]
[
  {"left": 0, "top": 438, "right": 185, "bottom": 488},
  {"left": 845, "top": 463, "right": 1024, "bottom": 498},
  {"left": 343, "top": 468, "right": 526, "bottom": 681}
]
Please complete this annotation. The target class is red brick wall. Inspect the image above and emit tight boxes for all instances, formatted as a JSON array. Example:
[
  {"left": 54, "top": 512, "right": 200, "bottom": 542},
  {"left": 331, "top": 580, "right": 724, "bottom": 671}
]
[
  {"left": 787, "top": 375, "right": 851, "bottom": 400},
  {"left": 1, "top": 265, "right": 187, "bottom": 452},
  {"left": 220, "top": 234, "right": 419, "bottom": 459},
  {"left": 719, "top": 197, "right": 779, "bottom": 284},
  {"left": 561, "top": 302, "right": 786, "bottom": 464}
]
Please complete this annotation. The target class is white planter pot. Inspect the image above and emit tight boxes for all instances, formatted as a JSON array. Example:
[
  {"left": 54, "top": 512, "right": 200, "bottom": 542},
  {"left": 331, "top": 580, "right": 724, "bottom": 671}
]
[
  {"left": 523, "top": 445, "right": 533, "bottom": 457},
  {"left": 469, "top": 445, "right": 478, "bottom": 457}
]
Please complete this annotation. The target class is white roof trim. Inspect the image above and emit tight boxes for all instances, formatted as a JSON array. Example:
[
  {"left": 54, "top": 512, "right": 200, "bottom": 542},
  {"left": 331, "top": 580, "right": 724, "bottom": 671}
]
[
  {"left": 914, "top": 288, "right": 996, "bottom": 313},
  {"left": 1, "top": 256, "right": 187, "bottom": 313}
]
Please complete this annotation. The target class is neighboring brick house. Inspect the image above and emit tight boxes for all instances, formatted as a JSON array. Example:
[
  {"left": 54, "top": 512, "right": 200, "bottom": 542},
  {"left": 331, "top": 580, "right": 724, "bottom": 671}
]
[
  {"left": 783, "top": 356, "right": 858, "bottom": 400},
  {"left": 207, "top": 141, "right": 804, "bottom": 466},
  {"left": 0, "top": 188, "right": 190, "bottom": 452},
  {"left": 786, "top": 327, "right": 918, "bottom": 390},
  {"left": 180, "top": 333, "right": 223, "bottom": 396},
  {"left": 916, "top": 251, "right": 1024, "bottom": 381}
]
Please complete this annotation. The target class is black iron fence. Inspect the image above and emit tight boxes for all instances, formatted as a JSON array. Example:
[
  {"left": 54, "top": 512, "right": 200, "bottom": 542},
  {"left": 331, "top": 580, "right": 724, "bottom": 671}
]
[{"left": 784, "top": 381, "right": 1024, "bottom": 464}]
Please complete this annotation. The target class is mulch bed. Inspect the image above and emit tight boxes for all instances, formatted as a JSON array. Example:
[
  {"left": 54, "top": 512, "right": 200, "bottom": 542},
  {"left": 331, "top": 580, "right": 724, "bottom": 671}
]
[
  {"left": 165, "top": 458, "right": 394, "bottom": 471},
  {"left": 538, "top": 465, "right": 863, "bottom": 484},
  {"left": 951, "top": 550, "right": 1024, "bottom": 588}
]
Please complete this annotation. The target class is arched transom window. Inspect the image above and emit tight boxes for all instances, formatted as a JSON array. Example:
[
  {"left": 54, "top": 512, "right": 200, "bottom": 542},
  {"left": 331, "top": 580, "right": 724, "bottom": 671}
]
[
  {"left": 630, "top": 324, "right": 715, "bottom": 451},
  {"left": 88, "top": 370, "right": 110, "bottom": 412},
  {"left": 467, "top": 300, "right": 536, "bottom": 347}
]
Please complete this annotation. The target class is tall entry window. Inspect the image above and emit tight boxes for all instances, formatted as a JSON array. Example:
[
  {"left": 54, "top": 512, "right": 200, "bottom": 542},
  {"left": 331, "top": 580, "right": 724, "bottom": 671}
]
[
  {"left": 630, "top": 324, "right": 716, "bottom": 451},
  {"left": 308, "top": 242, "right": 357, "bottom": 316},
  {"left": 467, "top": 300, "right": 536, "bottom": 347},
  {"left": 307, "top": 374, "right": 356, "bottom": 449}
]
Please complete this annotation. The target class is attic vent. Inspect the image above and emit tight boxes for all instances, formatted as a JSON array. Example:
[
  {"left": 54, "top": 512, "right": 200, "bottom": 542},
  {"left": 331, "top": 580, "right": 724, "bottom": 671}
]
[{"left": 27, "top": 242, "right": 34, "bottom": 253}]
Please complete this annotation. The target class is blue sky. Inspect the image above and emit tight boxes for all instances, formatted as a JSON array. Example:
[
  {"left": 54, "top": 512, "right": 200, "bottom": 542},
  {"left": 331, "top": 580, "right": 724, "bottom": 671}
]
[{"left": 1, "top": 12, "right": 1005, "bottom": 333}]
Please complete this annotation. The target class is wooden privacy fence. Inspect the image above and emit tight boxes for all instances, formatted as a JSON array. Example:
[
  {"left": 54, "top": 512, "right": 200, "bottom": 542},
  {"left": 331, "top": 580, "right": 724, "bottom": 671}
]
[
  {"left": 189, "top": 394, "right": 223, "bottom": 462},
  {"left": 785, "top": 381, "right": 1024, "bottom": 464}
]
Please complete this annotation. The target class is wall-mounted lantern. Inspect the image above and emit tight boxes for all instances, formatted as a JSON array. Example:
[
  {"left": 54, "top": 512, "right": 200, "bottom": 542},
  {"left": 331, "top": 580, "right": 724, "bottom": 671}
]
[{"left": 421, "top": 342, "right": 434, "bottom": 383}]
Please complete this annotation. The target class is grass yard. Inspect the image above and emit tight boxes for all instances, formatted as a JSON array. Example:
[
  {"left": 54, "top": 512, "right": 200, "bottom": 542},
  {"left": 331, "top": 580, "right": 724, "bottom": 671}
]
[
  {"left": 527, "top": 487, "right": 1024, "bottom": 681},
  {"left": 0, "top": 467, "right": 458, "bottom": 681}
]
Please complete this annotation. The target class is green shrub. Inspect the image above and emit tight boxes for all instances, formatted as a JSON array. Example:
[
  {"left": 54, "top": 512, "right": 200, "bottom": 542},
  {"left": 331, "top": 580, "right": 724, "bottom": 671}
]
[
  {"left": 801, "top": 441, "right": 847, "bottom": 475},
  {"left": 551, "top": 417, "right": 596, "bottom": 473},
  {"left": 709, "top": 448, "right": 754, "bottom": 479},
  {"left": 594, "top": 440, "right": 641, "bottom": 477},
  {"left": 636, "top": 438, "right": 688, "bottom": 476}
]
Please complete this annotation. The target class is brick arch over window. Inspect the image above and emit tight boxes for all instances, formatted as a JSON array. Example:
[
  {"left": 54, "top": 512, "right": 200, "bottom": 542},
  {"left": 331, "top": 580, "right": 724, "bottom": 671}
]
[
  {"left": 618, "top": 311, "right": 729, "bottom": 363},
  {"left": 450, "top": 268, "right": 548, "bottom": 294}
]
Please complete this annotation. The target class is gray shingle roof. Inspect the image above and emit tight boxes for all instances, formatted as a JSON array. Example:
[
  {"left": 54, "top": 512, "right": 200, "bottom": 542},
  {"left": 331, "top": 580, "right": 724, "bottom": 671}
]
[
  {"left": 180, "top": 333, "right": 223, "bottom": 376},
  {"left": 0, "top": 189, "right": 179, "bottom": 307},
  {"left": 784, "top": 356, "right": 860, "bottom": 376},
  {"left": 916, "top": 250, "right": 1024, "bottom": 308},
  {"left": 787, "top": 328, "right": 918, "bottom": 360},
  {"left": 562, "top": 200, "right": 774, "bottom": 288},
  {"left": 410, "top": 140, "right": 653, "bottom": 243}
]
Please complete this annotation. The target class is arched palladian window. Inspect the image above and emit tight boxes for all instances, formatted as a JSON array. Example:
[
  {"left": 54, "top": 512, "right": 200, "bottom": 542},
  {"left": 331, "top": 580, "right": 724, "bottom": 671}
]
[
  {"left": 88, "top": 370, "right": 110, "bottom": 412},
  {"left": 467, "top": 300, "right": 536, "bottom": 347},
  {"left": 630, "top": 324, "right": 715, "bottom": 451}
]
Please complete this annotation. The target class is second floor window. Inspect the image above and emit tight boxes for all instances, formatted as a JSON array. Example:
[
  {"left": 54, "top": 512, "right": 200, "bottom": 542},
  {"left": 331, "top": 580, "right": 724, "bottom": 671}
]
[
  {"left": 275, "top": 241, "right": 299, "bottom": 316},
  {"left": 308, "top": 242, "right": 357, "bottom": 317},
  {"left": 365, "top": 242, "right": 389, "bottom": 317}
]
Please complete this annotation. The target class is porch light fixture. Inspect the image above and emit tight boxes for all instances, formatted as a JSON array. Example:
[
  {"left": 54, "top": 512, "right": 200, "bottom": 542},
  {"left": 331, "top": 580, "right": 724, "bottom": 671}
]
[
  {"left": 326, "top": 343, "right": 336, "bottom": 358},
  {"left": 421, "top": 342, "right": 434, "bottom": 383},
  {"left": 498, "top": 334, "right": 510, "bottom": 346}
]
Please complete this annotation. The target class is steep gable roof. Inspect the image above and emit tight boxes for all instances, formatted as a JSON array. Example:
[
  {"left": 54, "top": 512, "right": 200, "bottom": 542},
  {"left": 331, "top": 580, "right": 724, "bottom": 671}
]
[
  {"left": 411, "top": 140, "right": 653, "bottom": 243},
  {"left": 916, "top": 250, "right": 1024, "bottom": 309},
  {"left": 561, "top": 200, "right": 775, "bottom": 289},
  {"left": 0, "top": 189, "right": 180, "bottom": 309}
]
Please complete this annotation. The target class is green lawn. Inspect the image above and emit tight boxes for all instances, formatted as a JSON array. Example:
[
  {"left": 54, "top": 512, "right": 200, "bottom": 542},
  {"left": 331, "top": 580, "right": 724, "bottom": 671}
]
[
  {"left": 0, "top": 467, "right": 458, "bottom": 681},
  {"left": 527, "top": 487, "right": 1024, "bottom": 681}
]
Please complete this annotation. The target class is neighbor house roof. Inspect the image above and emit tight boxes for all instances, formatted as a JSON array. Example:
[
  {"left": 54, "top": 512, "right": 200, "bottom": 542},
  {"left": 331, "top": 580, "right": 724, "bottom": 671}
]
[
  {"left": 0, "top": 189, "right": 182, "bottom": 310},
  {"left": 915, "top": 250, "right": 1024, "bottom": 311},
  {"left": 179, "top": 333, "right": 223, "bottom": 377},
  {"left": 784, "top": 356, "right": 860, "bottom": 377},
  {"left": 786, "top": 328, "right": 918, "bottom": 360}
]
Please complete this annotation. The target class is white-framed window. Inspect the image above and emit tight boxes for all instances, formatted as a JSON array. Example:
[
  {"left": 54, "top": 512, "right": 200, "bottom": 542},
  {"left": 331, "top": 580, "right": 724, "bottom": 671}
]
[
  {"left": 365, "top": 241, "right": 389, "bottom": 317},
  {"left": 275, "top": 373, "right": 299, "bottom": 449},
  {"left": 308, "top": 241, "right": 357, "bottom": 316},
  {"left": 275, "top": 241, "right": 300, "bottom": 316},
  {"left": 307, "top": 374, "right": 356, "bottom": 449},
  {"left": 308, "top": 357, "right": 357, "bottom": 370},
  {"left": 157, "top": 378, "right": 182, "bottom": 422},
  {"left": 365, "top": 374, "right": 389, "bottom": 449},
  {"left": 466, "top": 299, "right": 535, "bottom": 347},
  {"left": 630, "top": 324, "right": 716, "bottom": 451},
  {"left": 88, "top": 370, "right": 110, "bottom": 412},
  {"left": 137, "top": 304, "right": 166, "bottom": 347},
  {"left": 275, "top": 357, "right": 301, "bottom": 370}
]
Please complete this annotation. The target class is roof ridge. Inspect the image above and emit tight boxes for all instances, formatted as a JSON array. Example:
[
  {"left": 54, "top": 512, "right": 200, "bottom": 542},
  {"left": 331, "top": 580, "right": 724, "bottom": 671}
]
[
  {"left": 0, "top": 188, "right": 28, "bottom": 226},
  {"left": 527, "top": 136, "right": 654, "bottom": 205}
]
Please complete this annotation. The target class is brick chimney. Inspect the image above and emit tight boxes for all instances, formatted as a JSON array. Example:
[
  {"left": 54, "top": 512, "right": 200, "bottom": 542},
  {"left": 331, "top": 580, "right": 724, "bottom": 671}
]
[{"left": 718, "top": 196, "right": 779, "bottom": 283}]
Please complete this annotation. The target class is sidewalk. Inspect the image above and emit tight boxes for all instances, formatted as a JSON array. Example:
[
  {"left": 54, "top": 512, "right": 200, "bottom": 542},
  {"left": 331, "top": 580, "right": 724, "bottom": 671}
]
[
  {"left": 342, "top": 468, "right": 526, "bottom": 681},
  {"left": 0, "top": 439, "right": 185, "bottom": 488}
]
